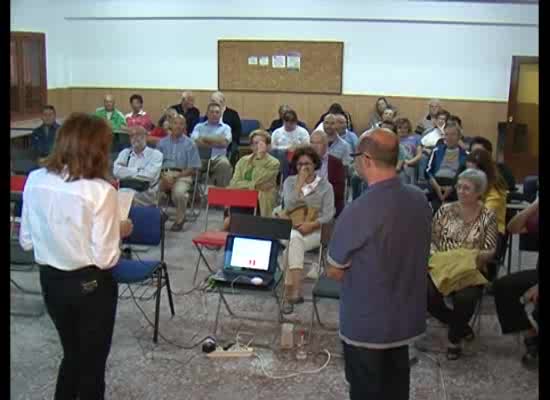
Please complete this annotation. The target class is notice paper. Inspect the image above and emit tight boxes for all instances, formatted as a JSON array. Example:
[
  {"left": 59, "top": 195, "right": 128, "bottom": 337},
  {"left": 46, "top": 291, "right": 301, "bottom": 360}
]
[
  {"left": 259, "top": 56, "right": 270, "bottom": 66},
  {"left": 118, "top": 189, "right": 134, "bottom": 221},
  {"left": 287, "top": 52, "right": 301, "bottom": 71},
  {"left": 272, "top": 54, "right": 286, "bottom": 69},
  {"left": 248, "top": 56, "right": 258, "bottom": 65}
]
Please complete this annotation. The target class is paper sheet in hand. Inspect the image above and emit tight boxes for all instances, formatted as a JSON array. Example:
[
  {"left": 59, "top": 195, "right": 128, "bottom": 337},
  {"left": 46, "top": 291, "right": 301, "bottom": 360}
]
[{"left": 118, "top": 189, "right": 134, "bottom": 221}]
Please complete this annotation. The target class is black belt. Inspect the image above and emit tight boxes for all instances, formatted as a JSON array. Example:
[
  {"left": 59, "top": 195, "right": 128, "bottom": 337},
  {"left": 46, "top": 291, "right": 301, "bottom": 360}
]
[
  {"left": 38, "top": 264, "right": 106, "bottom": 275},
  {"left": 162, "top": 168, "right": 182, "bottom": 172}
]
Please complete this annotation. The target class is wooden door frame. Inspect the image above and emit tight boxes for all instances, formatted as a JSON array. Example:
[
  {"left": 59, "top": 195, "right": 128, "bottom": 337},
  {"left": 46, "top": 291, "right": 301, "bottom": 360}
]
[
  {"left": 506, "top": 56, "right": 538, "bottom": 122},
  {"left": 500, "top": 55, "right": 538, "bottom": 180}
]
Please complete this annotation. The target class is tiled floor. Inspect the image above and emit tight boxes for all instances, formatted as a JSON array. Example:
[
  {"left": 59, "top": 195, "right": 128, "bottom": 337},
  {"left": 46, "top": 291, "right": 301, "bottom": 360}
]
[{"left": 10, "top": 209, "right": 539, "bottom": 400}]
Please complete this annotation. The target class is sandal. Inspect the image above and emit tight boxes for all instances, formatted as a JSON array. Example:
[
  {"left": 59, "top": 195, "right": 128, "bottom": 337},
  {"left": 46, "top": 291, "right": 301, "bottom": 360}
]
[
  {"left": 282, "top": 302, "right": 294, "bottom": 315},
  {"left": 446, "top": 345, "right": 462, "bottom": 361}
]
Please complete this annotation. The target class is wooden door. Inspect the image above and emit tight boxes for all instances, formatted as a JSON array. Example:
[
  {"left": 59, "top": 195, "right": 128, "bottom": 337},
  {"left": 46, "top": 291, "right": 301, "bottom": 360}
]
[
  {"left": 501, "top": 56, "right": 538, "bottom": 182},
  {"left": 10, "top": 32, "right": 47, "bottom": 121}
]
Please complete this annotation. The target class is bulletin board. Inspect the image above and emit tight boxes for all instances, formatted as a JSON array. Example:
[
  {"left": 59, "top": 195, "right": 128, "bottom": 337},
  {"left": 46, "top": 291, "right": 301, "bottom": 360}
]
[{"left": 218, "top": 40, "right": 343, "bottom": 94}]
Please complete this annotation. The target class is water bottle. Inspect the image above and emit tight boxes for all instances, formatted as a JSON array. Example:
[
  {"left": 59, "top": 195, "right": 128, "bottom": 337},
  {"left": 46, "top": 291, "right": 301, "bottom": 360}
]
[{"left": 295, "top": 330, "right": 307, "bottom": 361}]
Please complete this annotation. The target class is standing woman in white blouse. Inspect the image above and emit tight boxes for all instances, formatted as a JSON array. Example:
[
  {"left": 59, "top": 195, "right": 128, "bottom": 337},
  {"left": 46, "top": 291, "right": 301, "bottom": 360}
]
[{"left": 19, "top": 113, "right": 133, "bottom": 400}]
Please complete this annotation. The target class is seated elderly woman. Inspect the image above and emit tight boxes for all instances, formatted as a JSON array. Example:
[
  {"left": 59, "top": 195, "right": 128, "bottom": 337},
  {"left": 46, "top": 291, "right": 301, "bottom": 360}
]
[
  {"left": 223, "top": 130, "right": 280, "bottom": 230},
  {"left": 426, "top": 168, "right": 498, "bottom": 360},
  {"left": 276, "top": 146, "right": 335, "bottom": 313}
]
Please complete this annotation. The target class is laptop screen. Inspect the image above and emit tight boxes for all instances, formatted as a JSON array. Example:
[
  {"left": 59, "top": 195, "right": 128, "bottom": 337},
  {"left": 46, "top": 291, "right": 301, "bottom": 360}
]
[{"left": 226, "top": 236, "right": 273, "bottom": 272}]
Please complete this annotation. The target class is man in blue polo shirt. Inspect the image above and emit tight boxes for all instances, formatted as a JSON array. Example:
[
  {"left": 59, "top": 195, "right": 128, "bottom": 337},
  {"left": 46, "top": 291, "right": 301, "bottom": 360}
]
[
  {"left": 158, "top": 114, "right": 201, "bottom": 231},
  {"left": 191, "top": 102, "right": 233, "bottom": 187},
  {"left": 326, "top": 128, "right": 432, "bottom": 400}
]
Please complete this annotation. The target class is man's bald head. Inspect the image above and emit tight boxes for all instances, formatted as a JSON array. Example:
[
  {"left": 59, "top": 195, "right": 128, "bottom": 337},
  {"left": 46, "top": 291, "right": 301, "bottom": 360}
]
[
  {"left": 104, "top": 94, "right": 115, "bottom": 111},
  {"left": 357, "top": 128, "right": 399, "bottom": 168},
  {"left": 323, "top": 113, "right": 337, "bottom": 136},
  {"left": 180, "top": 91, "right": 195, "bottom": 110},
  {"left": 210, "top": 91, "right": 226, "bottom": 108}
]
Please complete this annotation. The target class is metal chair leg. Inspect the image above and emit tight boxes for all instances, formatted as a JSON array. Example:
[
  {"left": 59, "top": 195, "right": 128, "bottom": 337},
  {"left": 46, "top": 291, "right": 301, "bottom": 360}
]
[
  {"left": 192, "top": 244, "right": 216, "bottom": 285},
  {"left": 162, "top": 263, "right": 175, "bottom": 317},
  {"left": 153, "top": 267, "right": 162, "bottom": 344}
]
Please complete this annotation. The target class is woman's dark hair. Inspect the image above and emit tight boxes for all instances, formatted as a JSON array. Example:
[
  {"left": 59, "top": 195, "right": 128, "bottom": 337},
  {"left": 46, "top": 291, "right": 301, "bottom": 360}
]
[
  {"left": 394, "top": 117, "right": 412, "bottom": 133},
  {"left": 328, "top": 103, "right": 344, "bottom": 114},
  {"left": 466, "top": 148, "right": 507, "bottom": 193},
  {"left": 448, "top": 114, "right": 462, "bottom": 127},
  {"left": 381, "top": 120, "right": 396, "bottom": 133},
  {"left": 469, "top": 136, "right": 493, "bottom": 153},
  {"left": 375, "top": 97, "right": 390, "bottom": 115},
  {"left": 283, "top": 109, "right": 298, "bottom": 122},
  {"left": 41, "top": 113, "right": 112, "bottom": 182},
  {"left": 129, "top": 94, "right": 143, "bottom": 104},
  {"left": 290, "top": 145, "right": 322, "bottom": 171}
]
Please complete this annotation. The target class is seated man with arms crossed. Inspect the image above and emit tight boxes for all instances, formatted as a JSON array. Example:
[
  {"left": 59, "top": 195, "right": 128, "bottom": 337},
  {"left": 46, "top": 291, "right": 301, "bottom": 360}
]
[
  {"left": 191, "top": 102, "right": 234, "bottom": 187},
  {"left": 113, "top": 126, "right": 163, "bottom": 207},
  {"left": 158, "top": 114, "right": 202, "bottom": 231}
]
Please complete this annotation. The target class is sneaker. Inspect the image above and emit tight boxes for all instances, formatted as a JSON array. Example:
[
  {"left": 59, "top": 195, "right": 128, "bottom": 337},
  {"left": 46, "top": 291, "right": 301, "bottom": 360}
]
[{"left": 306, "top": 267, "right": 319, "bottom": 280}]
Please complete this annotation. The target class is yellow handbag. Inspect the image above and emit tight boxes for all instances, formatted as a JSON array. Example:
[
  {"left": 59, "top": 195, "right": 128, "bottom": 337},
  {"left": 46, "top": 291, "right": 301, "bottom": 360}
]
[
  {"left": 280, "top": 205, "right": 319, "bottom": 227},
  {"left": 429, "top": 248, "right": 488, "bottom": 296}
]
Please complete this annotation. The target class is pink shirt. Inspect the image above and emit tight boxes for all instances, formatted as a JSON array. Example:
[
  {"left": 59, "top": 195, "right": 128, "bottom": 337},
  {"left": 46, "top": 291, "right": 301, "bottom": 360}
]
[{"left": 125, "top": 110, "right": 154, "bottom": 132}]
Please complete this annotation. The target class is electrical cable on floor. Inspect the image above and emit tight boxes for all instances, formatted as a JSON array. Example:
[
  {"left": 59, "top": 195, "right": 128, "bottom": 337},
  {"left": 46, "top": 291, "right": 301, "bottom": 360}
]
[
  {"left": 127, "top": 285, "right": 210, "bottom": 350},
  {"left": 254, "top": 349, "right": 332, "bottom": 379}
]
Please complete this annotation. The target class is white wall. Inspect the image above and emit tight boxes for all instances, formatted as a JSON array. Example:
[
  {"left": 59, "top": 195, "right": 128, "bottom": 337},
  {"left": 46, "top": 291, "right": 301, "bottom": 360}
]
[{"left": 11, "top": 0, "right": 538, "bottom": 100}]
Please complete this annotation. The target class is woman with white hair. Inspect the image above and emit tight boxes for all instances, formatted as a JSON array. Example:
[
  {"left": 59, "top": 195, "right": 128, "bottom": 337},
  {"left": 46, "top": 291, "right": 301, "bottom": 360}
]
[{"left": 426, "top": 168, "right": 498, "bottom": 360}]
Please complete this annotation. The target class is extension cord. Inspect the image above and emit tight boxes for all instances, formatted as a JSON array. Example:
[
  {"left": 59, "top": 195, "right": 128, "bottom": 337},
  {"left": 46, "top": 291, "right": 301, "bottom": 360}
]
[{"left": 207, "top": 346, "right": 255, "bottom": 358}]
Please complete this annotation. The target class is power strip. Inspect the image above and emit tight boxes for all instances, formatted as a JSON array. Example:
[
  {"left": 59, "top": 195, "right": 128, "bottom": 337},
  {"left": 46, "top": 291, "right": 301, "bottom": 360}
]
[{"left": 206, "top": 346, "right": 255, "bottom": 358}]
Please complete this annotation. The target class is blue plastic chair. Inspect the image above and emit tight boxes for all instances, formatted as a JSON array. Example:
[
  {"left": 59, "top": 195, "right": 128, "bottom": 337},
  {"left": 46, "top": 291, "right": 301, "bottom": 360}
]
[
  {"left": 111, "top": 206, "right": 175, "bottom": 343},
  {"left": 240, "top": 119, "right": 261, "bottom": 146}
]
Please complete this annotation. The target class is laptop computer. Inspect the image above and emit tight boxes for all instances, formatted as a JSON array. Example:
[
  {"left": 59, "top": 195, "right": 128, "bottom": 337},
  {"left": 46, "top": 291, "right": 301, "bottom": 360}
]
[{"left": 211, "top": 233, "right": 280, "bottom": 288}]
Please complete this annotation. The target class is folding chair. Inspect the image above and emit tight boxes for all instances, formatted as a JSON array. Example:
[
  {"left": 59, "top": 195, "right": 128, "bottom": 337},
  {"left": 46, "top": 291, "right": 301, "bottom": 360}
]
[
  {"left": 191, "top": 187, "right": 259, "bottom": 284},
  {"left": 11, "top": 146, "right": 40, "bottom": 175},
  {"left": 111, "top": 206, "right": 175, "bottom": 343},
  {"left": 211, "top": 214, "right": 292, "bottom": 336},
  {"left": 308, "top": 220, "right": 340, "bottom": 339},
  {"left": 10, "top": 176, "right": 45, "bottom": 317},
  {"left": 239, "top": 119, "right": 261, "bottom": 146}
]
